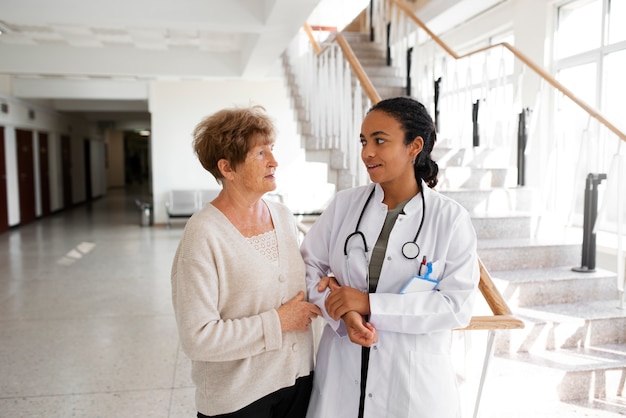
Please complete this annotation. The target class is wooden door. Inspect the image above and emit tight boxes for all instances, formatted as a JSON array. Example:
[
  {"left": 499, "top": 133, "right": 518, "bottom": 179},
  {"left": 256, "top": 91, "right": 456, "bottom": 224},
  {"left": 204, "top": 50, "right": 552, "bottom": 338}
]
[
  {"left": 16, "top": 129, "right": 36, "bottom": 225},
  {"left": 0, "top": 127, "right": 8, "bottom": 232},
  {"left": 84, "top": 139, "right": 92, "bottom": 201},
  {"left": 38, "top": 132, "right": 50, "bottom": 216},
  {"left": 61, "top": 135, "right": 72, "bottom": 209}
]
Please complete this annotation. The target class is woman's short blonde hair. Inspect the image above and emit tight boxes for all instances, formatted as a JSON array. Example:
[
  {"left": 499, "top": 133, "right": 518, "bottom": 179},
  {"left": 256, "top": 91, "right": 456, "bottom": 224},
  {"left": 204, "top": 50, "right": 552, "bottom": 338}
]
[{"left": 192, "top": 105, "right": 276, "bottom": 182}]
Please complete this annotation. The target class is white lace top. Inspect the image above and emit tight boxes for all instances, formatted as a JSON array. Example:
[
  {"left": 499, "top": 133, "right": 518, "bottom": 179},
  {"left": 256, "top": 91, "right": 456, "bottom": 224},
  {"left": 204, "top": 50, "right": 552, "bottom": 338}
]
[{"left": 247, "top": 229, "right": 279, "bottom": 265}]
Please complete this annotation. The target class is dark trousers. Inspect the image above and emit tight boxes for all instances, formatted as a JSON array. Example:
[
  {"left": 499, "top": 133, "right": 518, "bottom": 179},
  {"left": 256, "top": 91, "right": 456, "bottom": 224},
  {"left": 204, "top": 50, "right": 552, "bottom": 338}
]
[{"left": 197, "top": 373, "right": 313, "bottom": 418}]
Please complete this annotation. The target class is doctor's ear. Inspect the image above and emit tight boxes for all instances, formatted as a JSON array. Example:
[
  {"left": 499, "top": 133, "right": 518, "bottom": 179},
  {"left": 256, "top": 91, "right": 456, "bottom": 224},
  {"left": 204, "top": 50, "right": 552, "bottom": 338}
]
[{"left": 409, "top": 136, "right": 424, "bottom": 160}]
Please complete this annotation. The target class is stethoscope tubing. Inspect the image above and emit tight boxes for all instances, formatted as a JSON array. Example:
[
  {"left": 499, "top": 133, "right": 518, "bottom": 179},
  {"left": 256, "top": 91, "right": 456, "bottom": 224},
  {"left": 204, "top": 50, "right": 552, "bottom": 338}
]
[{"left": 343, "top": 184, "right": 426, "bottom": 260}]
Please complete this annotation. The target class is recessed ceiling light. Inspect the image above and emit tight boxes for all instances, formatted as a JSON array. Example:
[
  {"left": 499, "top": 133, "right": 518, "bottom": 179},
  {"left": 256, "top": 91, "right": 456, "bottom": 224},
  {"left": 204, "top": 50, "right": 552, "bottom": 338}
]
[{"left": 0, "top": 21, "right": 14, "bottom": 35}]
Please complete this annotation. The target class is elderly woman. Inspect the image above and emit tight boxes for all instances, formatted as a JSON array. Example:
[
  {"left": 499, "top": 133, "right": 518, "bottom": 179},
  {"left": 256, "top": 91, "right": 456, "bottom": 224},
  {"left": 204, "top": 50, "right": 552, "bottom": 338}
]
[{"left": 171, "top": 105, "right": 321, "bottom": 418}]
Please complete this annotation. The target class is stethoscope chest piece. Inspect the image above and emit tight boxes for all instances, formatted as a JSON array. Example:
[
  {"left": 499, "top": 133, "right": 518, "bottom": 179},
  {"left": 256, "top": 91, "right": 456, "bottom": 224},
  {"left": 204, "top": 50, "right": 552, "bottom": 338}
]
[{"left": 401, "top": 241, "right": 420, "bottom": 259}]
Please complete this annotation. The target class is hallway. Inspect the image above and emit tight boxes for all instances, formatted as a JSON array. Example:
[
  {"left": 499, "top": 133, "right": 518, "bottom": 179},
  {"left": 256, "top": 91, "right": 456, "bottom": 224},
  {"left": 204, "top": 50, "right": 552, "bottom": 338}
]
[
  {"left": 0, "top": 188, "right": 195, "bottom": 417},
  {"left": 1, "top": 189, "right": 623, "bottom": 417}
]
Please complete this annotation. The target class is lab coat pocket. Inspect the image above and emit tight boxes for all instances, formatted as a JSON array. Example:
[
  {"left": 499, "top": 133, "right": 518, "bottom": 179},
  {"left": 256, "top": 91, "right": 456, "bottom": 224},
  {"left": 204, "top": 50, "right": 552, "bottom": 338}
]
[
  {"left": 427, "top": 260, "right": 444, "bottom": 281},
  {"left": 408, "top": 350, "right": 460, "bottom": 418}
]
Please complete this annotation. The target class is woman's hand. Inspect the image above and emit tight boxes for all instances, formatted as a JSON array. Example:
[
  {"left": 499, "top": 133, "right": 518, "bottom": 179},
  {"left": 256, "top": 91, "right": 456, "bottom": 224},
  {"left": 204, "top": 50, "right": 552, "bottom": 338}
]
[
  {"left": 343, "top": 311, "right": 377, "bottom": 347},
  {"left": 277, "top": 291, "right": 322, "bottom": 332}
]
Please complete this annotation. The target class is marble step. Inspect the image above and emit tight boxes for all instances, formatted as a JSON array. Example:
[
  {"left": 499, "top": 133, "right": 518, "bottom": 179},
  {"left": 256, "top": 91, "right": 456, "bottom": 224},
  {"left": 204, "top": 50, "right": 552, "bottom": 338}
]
[
  {"left": 491, "top": 266, "right": 619, "bottom": 307},
  {"left": 439, "top": 187, "right": 536, "bottom": 213},
  {"left": 477, "top": 238, "right": 581, "bottom": 270},
  {"left": 438, "top": 166, "right": 517, "bottom": 189},
  {"left": 433, "top": 146, "right": 515, "bottom": 169},
  {"left": 487, "top": 345, "right": 626, "bottom": 404},
  {"left": 471, "top": 212, "right": 532, "bottom": 240},
  {"left": 493, "top": 299, "right": 626, "bottom": 354}
]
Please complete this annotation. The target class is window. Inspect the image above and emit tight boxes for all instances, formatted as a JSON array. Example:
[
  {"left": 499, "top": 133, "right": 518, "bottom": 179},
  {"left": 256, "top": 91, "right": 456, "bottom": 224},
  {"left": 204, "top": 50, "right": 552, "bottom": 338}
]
[
  {"left": 608, "top": 0, "right": 626, "bottom": 44},
  {"left": 604, "top": 49, "right": 626, "bottom": 131},
  {"left": 556, "top": 0, "right": 602, "bottom": 58}
]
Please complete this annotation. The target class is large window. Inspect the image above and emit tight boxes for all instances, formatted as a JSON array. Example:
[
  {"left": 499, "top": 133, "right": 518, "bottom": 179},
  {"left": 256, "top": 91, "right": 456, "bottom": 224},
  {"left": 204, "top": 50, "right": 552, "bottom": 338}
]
[
  {"left": 553, "top": 0, "right": 626, "bottom": 227},
  {"left": 555, "top": 0, "right": 626, "bottom": 132}
]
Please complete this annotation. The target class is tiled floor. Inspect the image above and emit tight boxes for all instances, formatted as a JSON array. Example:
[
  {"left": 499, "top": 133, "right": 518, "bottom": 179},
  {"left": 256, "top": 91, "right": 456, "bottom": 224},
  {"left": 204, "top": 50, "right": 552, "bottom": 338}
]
[{"left": 0, "top": 188, "right": 623, "bottom": 417}]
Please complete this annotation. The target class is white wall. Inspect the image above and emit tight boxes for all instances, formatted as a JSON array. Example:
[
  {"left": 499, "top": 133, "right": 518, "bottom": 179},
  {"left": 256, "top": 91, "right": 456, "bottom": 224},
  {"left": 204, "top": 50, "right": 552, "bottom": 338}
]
[{"left": 149, "top": 78, "right": 332, "bottom": 225}]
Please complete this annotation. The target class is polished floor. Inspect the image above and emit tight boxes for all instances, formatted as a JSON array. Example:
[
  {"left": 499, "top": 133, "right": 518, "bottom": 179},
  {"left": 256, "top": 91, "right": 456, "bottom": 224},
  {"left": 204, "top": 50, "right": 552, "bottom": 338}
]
[
  {"left": 0, "top": 188, "right": 623, "bottom": 417},
  {"left": 0, "top": 188, "right": 196, "bottom": 417}
]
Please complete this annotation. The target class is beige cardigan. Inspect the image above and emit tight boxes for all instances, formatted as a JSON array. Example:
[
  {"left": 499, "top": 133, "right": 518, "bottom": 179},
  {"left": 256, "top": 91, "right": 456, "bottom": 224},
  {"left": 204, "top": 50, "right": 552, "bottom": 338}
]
[{"left": 171, "top": 199, "right": 314, "bottom": 415}]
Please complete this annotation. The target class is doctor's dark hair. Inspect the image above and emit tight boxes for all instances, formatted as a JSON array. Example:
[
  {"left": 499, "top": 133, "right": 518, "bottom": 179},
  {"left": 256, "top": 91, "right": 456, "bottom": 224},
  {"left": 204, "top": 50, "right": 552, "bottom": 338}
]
[
  {"left": 368, "top": 97, "right": 439, "bottom": 188},
  {"left": 192, "top": 105, "right": 275, "bottom": 182}
]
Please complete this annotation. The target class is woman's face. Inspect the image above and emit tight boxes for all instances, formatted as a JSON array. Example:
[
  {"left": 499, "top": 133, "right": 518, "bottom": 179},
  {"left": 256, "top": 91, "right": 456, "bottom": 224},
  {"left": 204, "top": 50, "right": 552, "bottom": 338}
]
[
  {"left": 360, "top": 110, "right": 421, "bottom": 187},
  {"left": 233, "top": 136, "right": 278, "bottom": 194}
]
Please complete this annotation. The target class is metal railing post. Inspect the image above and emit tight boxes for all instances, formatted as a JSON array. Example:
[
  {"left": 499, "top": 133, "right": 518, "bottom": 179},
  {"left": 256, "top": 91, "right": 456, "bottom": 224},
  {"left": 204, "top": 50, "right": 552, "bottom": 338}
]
[
  {"left": 517, "top": 108, "right": 531, "bottom": 186},
  {"left": 434, "top": 77, "right": 441, "bottom": 132},
  {"left": 386, "top": 22, "right": 392, "bottom": 66},
  {"left": 369, "top": 0, "right": 375, "bottom": 42},
  {"left": 472, "top": 100, "right": 480, "bottom": 147},
  {"left": 406, "top": 47, "right": 413, "bottom": 96},
  {"left": 572, "top": 173, "right": 607, "bottom": 273}
]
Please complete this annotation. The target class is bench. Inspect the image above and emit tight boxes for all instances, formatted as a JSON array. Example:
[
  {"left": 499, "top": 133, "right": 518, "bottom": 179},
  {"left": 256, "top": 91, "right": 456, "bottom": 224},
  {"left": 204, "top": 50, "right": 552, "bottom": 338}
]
[{"left": 165, "top": 189, "right": 219, "bottom": 227}]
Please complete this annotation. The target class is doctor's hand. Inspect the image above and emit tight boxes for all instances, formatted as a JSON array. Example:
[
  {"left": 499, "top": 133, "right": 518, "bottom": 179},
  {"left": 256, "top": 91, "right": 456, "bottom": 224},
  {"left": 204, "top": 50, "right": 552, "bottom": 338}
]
[
  {"left": 325, "top": 285, "right": 370, "bottom": 321},
  {"left": 343, "top": 311, "right": 377, "bottom": 347},
  {"left": 277, "top": 291, "right": 322, "bottom": 332}
]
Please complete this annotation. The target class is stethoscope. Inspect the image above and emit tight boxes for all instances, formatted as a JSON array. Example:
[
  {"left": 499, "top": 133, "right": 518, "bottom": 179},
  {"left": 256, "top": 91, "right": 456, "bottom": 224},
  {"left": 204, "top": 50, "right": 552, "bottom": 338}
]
[{"left": 343, "top": 184, "right": 426, "bottom": 261}]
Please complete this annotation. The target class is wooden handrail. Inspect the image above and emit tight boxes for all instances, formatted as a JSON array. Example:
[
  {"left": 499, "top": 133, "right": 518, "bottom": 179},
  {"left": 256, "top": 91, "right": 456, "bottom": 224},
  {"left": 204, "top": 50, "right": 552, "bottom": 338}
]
[
  {"left": 334, "top": 34, "right": 382, "bottom": 105},
  {"left": 303, "top": 23, "right": 322, "bottom": 55},
  {"left": 303, "top": 24, "right": 382, "bottom": 105},
  {"left": 390, "top": 0, "right": 626, "bottom": 143}
]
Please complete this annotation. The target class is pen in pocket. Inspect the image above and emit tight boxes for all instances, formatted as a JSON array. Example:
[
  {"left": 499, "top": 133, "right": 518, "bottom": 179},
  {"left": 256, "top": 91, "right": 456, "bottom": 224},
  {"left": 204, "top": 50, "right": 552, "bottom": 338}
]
[{"left": 419, "top": 255, "right": 427, "bottom": 276}]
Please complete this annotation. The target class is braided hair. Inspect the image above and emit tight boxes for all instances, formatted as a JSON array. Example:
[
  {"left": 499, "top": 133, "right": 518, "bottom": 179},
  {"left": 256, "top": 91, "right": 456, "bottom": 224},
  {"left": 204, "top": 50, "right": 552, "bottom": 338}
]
[{"left": 368, "top": 97, "right": 439, "bottom": 188}]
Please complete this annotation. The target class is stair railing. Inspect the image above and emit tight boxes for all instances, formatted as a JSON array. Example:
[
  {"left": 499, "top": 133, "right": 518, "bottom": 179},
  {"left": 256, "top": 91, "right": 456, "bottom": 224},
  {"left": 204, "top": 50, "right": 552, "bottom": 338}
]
[{"left": 373, "top": 0, "right": 625, "bottom": 245}]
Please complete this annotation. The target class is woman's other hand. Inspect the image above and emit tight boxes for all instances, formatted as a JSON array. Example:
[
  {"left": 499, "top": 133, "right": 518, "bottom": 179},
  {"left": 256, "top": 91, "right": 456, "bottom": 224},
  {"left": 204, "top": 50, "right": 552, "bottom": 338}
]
[
  {"left": 343, "top": 311, "right": 377, "bottom": 347},
  {"left": 277, "top": 291, "right": 322, "bottom": 332}
]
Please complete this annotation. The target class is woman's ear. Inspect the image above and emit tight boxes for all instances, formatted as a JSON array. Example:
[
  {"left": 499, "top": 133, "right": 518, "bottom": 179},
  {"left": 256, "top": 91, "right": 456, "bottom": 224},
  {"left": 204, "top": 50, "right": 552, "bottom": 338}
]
[{"left": 217, "top": 159, "right": 235, "bottom": 181}]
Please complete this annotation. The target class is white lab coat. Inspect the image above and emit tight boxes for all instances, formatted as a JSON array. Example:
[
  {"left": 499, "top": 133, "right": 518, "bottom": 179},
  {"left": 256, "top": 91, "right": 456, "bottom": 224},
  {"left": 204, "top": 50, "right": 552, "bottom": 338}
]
[{"left": 301, "top": 182, "right": 479, "bottom": 418}]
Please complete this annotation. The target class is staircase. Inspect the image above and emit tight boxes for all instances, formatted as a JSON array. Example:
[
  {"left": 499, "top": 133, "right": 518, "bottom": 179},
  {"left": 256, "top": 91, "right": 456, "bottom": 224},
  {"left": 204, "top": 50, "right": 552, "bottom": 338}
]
[{"left": 283, "top": 31, "right": 626, "bottom": 414}]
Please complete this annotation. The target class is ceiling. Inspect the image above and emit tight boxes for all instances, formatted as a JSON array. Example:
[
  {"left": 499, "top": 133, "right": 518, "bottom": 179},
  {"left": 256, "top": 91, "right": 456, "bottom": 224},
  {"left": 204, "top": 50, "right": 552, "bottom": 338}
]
[
  {"left": 0, "top": 0, "right": 324, "bottom": 126},
  {"left": 0, "top": 0, "right": 504, "bottom": 128}
]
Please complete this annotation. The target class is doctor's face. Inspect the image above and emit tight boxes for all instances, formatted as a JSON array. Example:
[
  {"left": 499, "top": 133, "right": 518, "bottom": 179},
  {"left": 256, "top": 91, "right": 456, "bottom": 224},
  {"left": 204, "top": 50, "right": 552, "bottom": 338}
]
[{"left": 360, "top": 110, "right": 420, "bottom": 187}]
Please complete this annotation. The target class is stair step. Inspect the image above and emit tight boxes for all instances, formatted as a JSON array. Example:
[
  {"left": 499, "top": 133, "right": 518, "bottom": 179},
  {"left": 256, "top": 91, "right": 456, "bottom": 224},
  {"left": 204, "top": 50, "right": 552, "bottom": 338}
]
[
  {"left": 491, "top": 266, "right": 619, "bottom": 307},
  {"left": 361, "top": 65, "right": 400, "bottom": 77},
  {"left": 488, "top": 345, "right": 626, "bottom": 404},
  {"left": 439, "top": 166, "right": 517, "bottom": 189},
  {"left": 478, "top": 238, "right": 580, "bottom": 270},
  {"left": 439, "top": 187, "right": 536, "bottom": 212},
  {"left": 471, "top": 213, "right": 531, "bottom": 240},
  {"left": 433, "top": 145, "right": 514, "bottom": 168},
  {"left": 377, "top": 85, "right": 407, "bottom": 99},
  {"left": 496, "top": 300, "right": 626, "bottom": 354}
]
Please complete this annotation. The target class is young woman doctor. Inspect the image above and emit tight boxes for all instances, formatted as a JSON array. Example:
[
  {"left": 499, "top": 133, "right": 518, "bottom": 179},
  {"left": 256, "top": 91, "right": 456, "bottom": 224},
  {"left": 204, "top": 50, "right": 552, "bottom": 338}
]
[{"left": 301, "top": 97, "right": 480, "bottom": 418}]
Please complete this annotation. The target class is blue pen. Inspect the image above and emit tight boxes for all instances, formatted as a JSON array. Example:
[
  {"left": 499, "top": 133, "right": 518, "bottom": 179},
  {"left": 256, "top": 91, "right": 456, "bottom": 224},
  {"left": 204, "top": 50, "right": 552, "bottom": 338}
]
[{"left": 423, "top": 261, "right": 432, "bottom": 280}]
